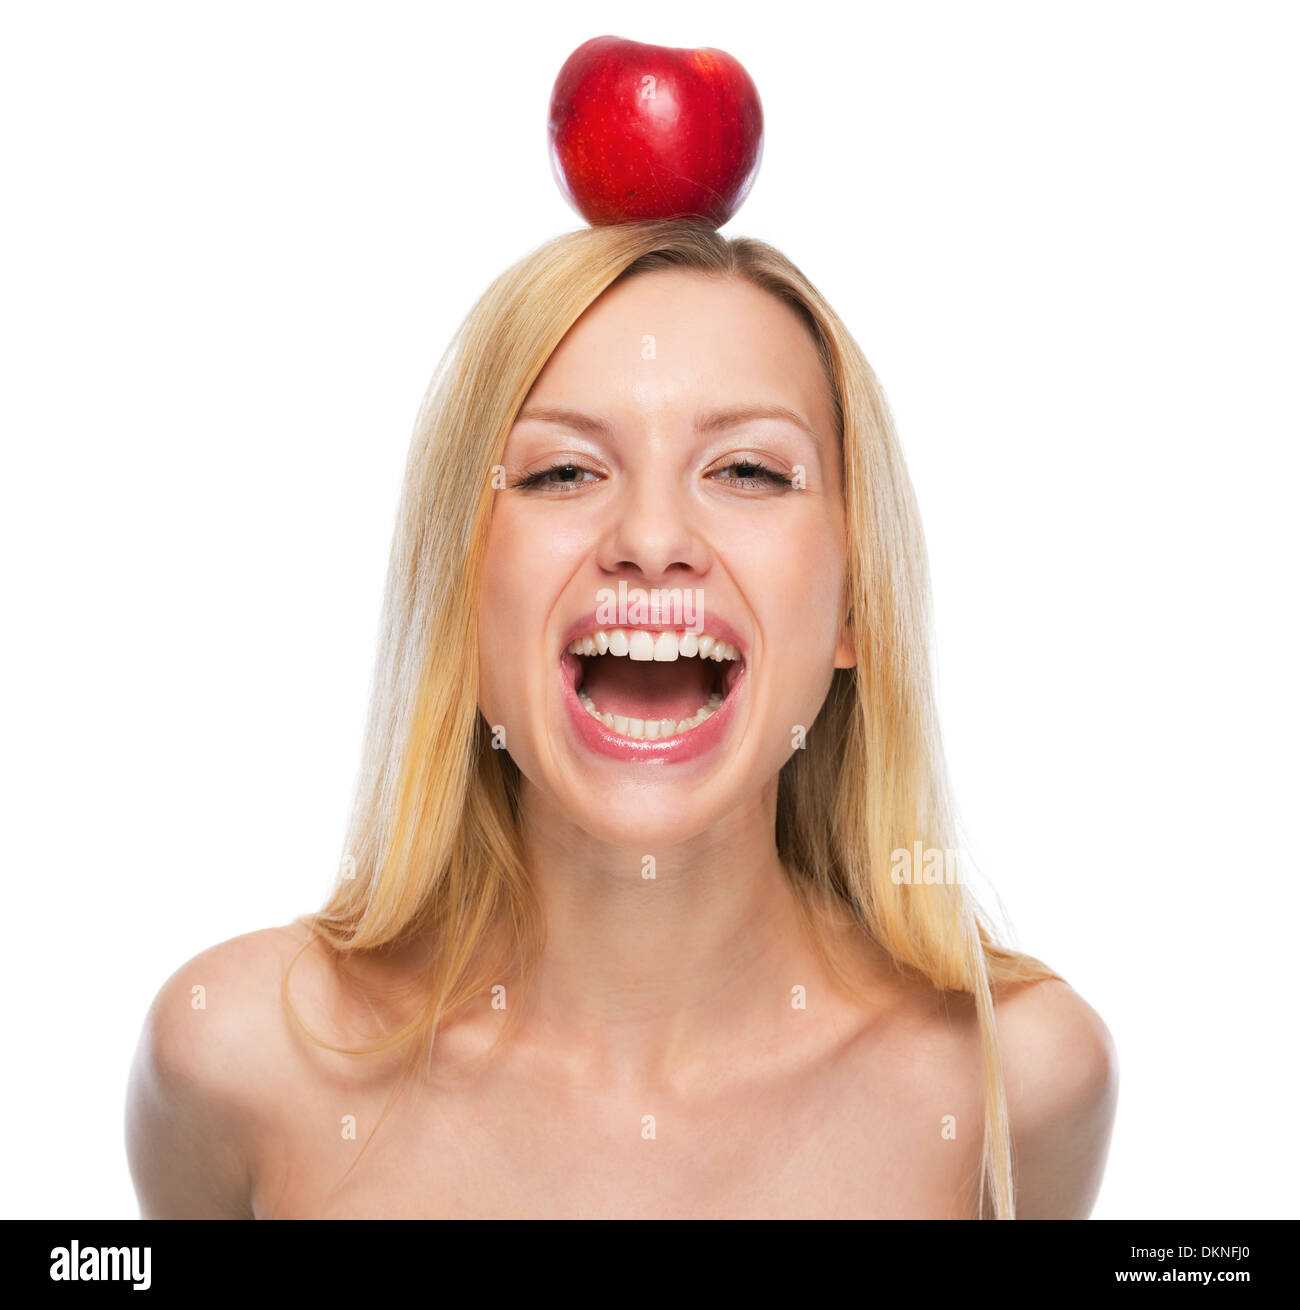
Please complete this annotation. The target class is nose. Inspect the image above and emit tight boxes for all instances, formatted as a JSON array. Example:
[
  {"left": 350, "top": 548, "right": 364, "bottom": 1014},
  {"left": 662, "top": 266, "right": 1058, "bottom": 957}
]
[{"left": 595, "top": 462, "right": 711, "bottom": 584}]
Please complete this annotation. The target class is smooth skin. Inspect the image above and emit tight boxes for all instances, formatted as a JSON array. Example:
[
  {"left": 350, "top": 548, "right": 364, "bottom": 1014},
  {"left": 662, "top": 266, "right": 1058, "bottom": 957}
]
[{"left": 126, "top": 271, "right": 1117, "bottom": 1219}]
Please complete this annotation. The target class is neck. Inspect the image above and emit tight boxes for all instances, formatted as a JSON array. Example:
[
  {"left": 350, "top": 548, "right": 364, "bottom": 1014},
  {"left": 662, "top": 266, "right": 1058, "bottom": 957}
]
[{"left": 512, "top": 778, "right": 843, "bottom": 1087}]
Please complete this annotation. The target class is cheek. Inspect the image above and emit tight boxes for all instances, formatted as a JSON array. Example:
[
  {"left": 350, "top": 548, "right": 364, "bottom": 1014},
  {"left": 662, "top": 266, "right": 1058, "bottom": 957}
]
[
  {"left": 475, "top": 507, "right": 583, "bottom": 723},
  {"left": 475, "top": 513, "right": 534, "bottom": 721},
  {"left": 727, "top": 514, "right": 845, "bottom": 748},
  {"left": 731, "top": 510, "right": 845, "bottom": 642}
]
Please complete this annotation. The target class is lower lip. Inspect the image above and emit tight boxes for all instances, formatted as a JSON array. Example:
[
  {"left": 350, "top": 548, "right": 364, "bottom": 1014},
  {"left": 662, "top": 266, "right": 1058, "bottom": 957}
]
[{"left": 558, "top": 650, "right": 746, "bottom": 763}]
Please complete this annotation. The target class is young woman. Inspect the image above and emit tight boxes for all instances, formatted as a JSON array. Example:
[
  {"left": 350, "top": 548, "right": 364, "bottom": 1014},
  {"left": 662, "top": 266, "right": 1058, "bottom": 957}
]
[{"left": 126, "top": 219, "right": 1118, "bottom": 1219}]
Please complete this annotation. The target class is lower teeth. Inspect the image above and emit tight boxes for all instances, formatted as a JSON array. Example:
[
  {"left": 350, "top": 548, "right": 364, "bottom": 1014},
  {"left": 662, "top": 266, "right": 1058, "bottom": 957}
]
[{"left": 577, "top": 691, "right": 724, "bottom": 739}]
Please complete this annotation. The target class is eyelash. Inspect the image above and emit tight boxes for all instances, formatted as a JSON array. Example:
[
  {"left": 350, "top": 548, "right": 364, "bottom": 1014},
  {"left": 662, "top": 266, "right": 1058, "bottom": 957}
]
[
  {"left": 509, "top": 463, "right": 599, "bottom": 491},
  {"left": 510, "top": 460, "right": 793, "bottom": 492},
  {"left": 714, "top": 459, "right": 793, "bottom": 489}
]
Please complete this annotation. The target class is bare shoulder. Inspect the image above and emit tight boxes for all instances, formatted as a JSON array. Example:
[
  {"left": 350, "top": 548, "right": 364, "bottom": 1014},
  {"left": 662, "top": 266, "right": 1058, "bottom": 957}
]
[
  {"left": 129, "top": 922, "right": 322, "bottom": 1097},
  {"left": 994, "top": 975, "right": 1119, "bottom": 1218},
  {"left": 124, "top": 922, "right": 336, "bottom": 1218}
]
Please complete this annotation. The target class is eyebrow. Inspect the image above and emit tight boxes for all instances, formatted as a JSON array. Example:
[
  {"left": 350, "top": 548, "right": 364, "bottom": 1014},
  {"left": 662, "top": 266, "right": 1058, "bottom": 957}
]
[{"left": 514, "top": 402, "right": 819, "bottom": 442}]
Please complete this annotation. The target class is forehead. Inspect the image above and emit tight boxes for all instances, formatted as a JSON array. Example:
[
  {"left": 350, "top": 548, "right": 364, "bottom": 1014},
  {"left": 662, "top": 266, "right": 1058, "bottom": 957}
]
[{"left": 524, "top": 269, "right": 834, "bottom": 434}]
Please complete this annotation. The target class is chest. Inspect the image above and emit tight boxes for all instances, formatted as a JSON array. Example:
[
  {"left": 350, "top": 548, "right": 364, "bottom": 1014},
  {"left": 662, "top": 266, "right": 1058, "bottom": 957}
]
[{"left": 253, "top": 1056, "right": 985, "bottom": 1219}]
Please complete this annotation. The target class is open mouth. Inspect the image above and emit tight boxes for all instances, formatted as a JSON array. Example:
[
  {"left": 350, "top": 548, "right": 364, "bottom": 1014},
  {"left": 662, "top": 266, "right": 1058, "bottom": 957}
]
[{"left": 565, "top": 628, "right": 745, "bottom": 741}]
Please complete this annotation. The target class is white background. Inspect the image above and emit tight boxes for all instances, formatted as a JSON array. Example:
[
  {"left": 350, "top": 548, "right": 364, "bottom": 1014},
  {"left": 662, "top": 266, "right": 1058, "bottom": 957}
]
[{"left": 2, "top": 0, "right": 1295, "bottom": 1220}]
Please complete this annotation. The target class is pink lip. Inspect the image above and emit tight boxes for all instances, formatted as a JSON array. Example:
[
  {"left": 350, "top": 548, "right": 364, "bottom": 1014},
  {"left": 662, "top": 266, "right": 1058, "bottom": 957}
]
[{"left": 557, "top": 607, "right": 748, "bottom": 764}]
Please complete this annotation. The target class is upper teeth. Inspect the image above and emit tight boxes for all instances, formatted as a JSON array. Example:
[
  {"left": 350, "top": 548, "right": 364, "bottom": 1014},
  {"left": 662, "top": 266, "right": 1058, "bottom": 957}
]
[{"left": 565, "top": 630, "right": 741, "bottom": 661}]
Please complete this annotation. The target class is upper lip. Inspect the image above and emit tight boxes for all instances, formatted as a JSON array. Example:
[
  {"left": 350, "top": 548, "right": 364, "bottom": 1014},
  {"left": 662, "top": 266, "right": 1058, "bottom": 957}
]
[{"left": 558, "top": 607, "right": 749, "bottom": 662}]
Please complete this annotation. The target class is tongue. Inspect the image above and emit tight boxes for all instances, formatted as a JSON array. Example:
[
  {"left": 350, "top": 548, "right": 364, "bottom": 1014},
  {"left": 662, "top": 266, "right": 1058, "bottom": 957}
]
[{"left": 580, "top": 655, "right": 717, "bottom": 722}]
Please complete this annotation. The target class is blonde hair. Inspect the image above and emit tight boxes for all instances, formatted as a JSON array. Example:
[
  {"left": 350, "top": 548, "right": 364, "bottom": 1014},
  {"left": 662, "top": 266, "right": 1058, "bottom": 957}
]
[{"left": 285, "top": 219, "right": 1060, "bottom": 1219}]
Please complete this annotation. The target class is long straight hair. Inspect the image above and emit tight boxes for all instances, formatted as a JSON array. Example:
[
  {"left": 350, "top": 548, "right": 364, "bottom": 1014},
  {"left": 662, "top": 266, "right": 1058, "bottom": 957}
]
[{"left": 285, "top": 219, "right": 1059, "bottom": 1219}]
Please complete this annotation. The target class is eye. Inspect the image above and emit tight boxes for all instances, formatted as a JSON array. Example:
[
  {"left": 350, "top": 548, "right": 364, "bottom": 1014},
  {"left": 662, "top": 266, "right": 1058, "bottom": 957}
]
[
  {"left": 510, "top": 462, "right": 602, "bottom": 492},
  {"left": 708, "top": 459, "right": 794, "bottom": 490}
]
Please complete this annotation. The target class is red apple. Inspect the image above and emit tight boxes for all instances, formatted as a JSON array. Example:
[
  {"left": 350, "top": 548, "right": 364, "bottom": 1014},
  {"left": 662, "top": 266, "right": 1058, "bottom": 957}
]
[{"left": 548, "top": 35, "right": 764, "bottom": 228}]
